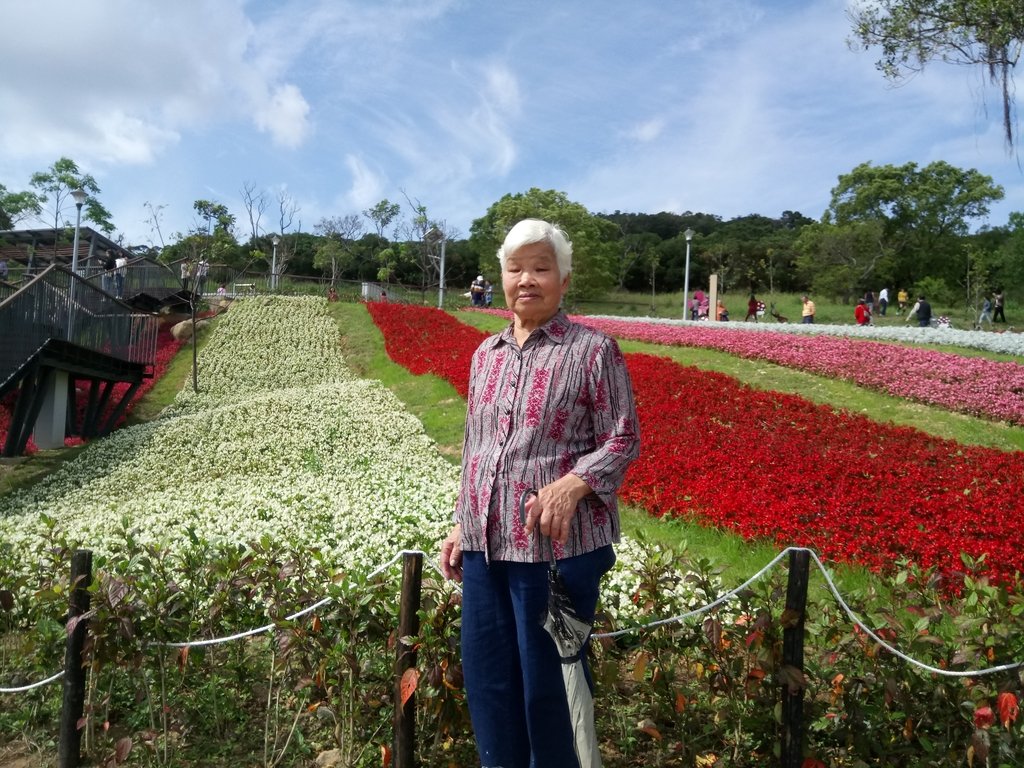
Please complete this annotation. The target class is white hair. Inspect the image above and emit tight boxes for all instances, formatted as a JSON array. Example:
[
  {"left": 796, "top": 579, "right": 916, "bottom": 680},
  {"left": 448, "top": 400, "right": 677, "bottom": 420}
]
[{"left": 496, "top": 219, "right": 573, "bottom": 275}]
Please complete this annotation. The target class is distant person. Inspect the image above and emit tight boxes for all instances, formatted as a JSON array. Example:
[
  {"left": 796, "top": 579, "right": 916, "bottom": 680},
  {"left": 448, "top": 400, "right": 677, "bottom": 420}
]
[
  {"left": 470, "top": 275, "right": 485, "bottom": 306},
  {"left": 977, "top": 295, "right": 993, "bottom": 329},
  {"left": 908, "top": 295, "right": 932, "bottom": 327},
  {"left": 327, "top": 285, "right": 339, "bottom": 302},
  {"left": 854, "top": 298, "right": 871, "bottom": 326},
  {"left": 697, "top": 295, "right": 710, "bottom": 320},
  {"left": 180, "top": 260, "right": 191, "bottom": 288},
  {"left": 102, "top": 251, "right": 117, "bottom": 293},
  {"left": 484, "top": 280, "right": 493, "bottom": 307},
  {"left": 197, "top": 258, "right": 210, "bottom": 295},
  {"left": 745, "top": 294, "right": 759, "bottom": 322},
  {"left": 0, "top": 257, "right": 8, "bottom": 281},
  {"left": 801, "top": 295, "right": 815, "bottom": 324},
  {"left": 691, "top": 289, "right": 706, "bottom": 321},
  {"left": 864, "top": 289, "right": 875, "bottom": 314},
  {"left": 993, "top": 288, "right": 1006, "bottom": 322},
  {"left": 877, "top": 287, "right": 889, "bottom": 316},
  {"left": 716, "top": 299, "right": 729, "bottom": 321},
  {"left": 216, "top": 283, "right": 228, "bottom": 298},
  {"left": 114, "top": 254, "right": 128, "bottom": 298},
  {"left": 897, "top": 288, "right": 909, "bottom": 313},
  {"left": 380, "top": 290, "right": 387, "bottom": 302}
]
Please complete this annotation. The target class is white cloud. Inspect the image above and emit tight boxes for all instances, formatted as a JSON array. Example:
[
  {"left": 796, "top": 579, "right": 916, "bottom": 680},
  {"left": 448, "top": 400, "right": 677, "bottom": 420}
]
[
  {"left": 628, "top": 118, "right": 666, "bottom": 143},
  {"left": 0, "top": 1, "right": 310, "bottom": 167},
  {"left": 254, "top": 84, "right": 312, "bottom": 149},
  {"left": 455, "top": 62, "right": 521, "bottom": 176},
  {"left": 344, "top": 154, "right": 387, "bottom": 209}
]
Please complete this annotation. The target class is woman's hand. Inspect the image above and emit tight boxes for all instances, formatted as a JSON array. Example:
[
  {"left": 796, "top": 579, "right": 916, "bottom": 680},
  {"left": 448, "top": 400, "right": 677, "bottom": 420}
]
[
  {"left": 440, "top": 524, "right": 463, "bottom": 582},
  {"left": 523, "top": 474, "right": 591, "bottom": 546}
]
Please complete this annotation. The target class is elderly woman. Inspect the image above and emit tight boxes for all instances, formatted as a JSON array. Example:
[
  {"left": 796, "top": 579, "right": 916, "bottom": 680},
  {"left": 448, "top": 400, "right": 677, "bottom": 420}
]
[{"left": 440, "top": 219, "right": 640, "bottom": 767}]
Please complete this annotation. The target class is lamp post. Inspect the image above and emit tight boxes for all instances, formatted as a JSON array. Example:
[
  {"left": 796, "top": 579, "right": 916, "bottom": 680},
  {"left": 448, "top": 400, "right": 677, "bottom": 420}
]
[
  {"left": 682, "top": 228, "right": 695, "bottom": 320},
  {"left": 70, "top": 189, "right": 87, "bottom": 278},
  {"left": 68, "top": 188, "right": 88, "bottom": 333},
  {"left": 271, "top": 235, "right": 280, "bottom": 292},
  {"left": 425, "top": 226, "right": 447, "bottom": 309}
]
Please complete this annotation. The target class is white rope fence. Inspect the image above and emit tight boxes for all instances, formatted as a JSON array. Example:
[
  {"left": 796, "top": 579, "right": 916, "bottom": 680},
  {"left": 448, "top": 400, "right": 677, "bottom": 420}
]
[
  {"left": 592, "top": 547, "right": 791, "bottom": 640},
  {"left": 0, "top": 669, "right": 65, "bottom": 694},
  {"left": 3, "top": 545, "right": 1020, "bottom": 695},
  {"left": 161, "top": 549, "right": 446, "bottom": 650}
]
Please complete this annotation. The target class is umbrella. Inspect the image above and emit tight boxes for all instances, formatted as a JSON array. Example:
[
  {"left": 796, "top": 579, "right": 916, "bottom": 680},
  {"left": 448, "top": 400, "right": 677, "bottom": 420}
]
[{"left": 519, "top": 489, "right": 602, "bottom": 768}]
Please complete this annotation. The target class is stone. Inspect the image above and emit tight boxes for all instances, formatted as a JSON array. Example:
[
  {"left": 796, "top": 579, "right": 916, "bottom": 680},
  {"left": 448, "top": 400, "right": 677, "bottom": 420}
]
[
  {"left": 170, "top": 318, "right": 209, "bottom": 341},
  {"left": 170, "top": 319, "right": 193, "bottom": 341},
  {"left": 315, "top": 749, "right": 343, "bottom": 767}
]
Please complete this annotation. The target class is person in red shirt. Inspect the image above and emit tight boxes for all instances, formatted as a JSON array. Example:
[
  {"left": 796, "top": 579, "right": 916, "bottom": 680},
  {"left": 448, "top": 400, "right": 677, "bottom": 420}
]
[
  {"left": 745, "top": 294, "right": 759, "bottom": 322},
  {"left": 854, "top": 298, "right": 871, "bottom": 326}
]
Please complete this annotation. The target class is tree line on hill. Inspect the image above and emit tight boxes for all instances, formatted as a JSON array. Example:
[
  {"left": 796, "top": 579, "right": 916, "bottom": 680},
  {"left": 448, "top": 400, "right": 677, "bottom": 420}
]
[{"left": 3, "top": 157, "right": 1023, "bottom": 309}]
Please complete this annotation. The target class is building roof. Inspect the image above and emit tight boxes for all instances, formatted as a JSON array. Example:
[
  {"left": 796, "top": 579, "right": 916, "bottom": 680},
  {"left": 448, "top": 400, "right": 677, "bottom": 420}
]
[{"left": 0, "top": 227, "right": 134, "bottom": 268}]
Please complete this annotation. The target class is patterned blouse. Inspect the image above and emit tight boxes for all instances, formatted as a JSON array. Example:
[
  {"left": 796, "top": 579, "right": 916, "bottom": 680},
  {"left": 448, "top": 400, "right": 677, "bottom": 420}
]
[{"left": 455, "top": 312, "right": 640, "bottom": 563}]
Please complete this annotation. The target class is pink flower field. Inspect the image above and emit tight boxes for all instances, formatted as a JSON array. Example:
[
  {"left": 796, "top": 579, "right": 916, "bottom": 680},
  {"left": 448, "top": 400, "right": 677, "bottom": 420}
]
[{"left": 469, "top": 310, "right": 1024, "bottom": 425}]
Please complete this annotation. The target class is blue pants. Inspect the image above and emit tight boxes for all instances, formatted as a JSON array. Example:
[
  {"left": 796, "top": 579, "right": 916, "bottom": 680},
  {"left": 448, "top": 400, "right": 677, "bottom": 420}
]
[{"left": 461, "top": 546, "right": 615, "bottom": 768}]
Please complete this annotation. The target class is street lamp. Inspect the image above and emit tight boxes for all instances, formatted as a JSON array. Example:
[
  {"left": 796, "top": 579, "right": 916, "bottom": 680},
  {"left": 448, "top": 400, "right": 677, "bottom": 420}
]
[
  {"left": 271, "top": 235, "right": 280, "bottom": 292},
  {"left": 425, "top": 226, "right": 447, "bottom": 309},
  {"left": 68, "top": 188, "right": 88, "bottom": 324},
  {"left": 682, "top": 228, "right": 695, "bottom": 320}
]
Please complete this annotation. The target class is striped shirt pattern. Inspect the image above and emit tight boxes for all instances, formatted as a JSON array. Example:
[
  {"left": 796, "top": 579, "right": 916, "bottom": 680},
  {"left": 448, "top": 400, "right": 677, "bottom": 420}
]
[{"left": 456, "top": 312, "right": 640, "bottom": 563}]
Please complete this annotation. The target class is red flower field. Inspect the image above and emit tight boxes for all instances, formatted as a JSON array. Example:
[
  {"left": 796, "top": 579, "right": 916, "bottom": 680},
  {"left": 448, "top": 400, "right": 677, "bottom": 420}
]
[
  {"left": 471, "top": 307, "right": 1024, "bottom": 425},
  {"left": 367, "top": 302, "right": 1024, "bottom": 588}
]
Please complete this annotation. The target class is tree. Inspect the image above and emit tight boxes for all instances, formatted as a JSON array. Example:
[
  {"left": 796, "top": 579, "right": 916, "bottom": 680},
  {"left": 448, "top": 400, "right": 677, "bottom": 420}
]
[
  {"left": 849, "top": 0, "right": 1024, "bottom": 148},
  {"left": 313, "top": 215, "right": 363, "bottom": 285},
  {"left": 616, "top": 231, "right": 659, "bottom": 291},
  {"left": 143, "top": 201, "right": 167, "bottom": 250},
  {"left": 700, "top": 214, "right": 780, "bottom": 293},
  {"left": 193, "top": 200, "right": 235, "bottom": 235},
  {"left": 824, "top": 160, "right": 1003, "bottom": 289},
  {"left": 794, "top": 219, "right": 894, "bottom": 300},
  {"left": 469, "top": 188, "right": 618, "bottom": 302},
  {"left": 273, "top": 189, "right": 301, "bottom": 278},
  {"left": 392, "top": 191, "right": 460, "bottom": 294},
  {"left": 0, "top": 184, "right": 43, "bottom": 230},
  {"left": 987, "top": 211, "right": 1024, "bottom": 291},
  {"left": 363, "top": 199, "right": 401, "bottom": 239},
  {"left": 191, "top": 199, "right": 240, "bottom": 268},
  {"left": 240, "top": 182, "right": 269, "bottom": 245},
  {"left": 29, "top": 157, "right": 114, "bottom": 236}
]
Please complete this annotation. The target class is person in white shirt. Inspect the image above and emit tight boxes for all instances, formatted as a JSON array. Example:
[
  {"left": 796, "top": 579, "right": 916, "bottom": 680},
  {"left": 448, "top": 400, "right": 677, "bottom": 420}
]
[{"left": 114, "top": 255, "right": 128, "bottom": 297}]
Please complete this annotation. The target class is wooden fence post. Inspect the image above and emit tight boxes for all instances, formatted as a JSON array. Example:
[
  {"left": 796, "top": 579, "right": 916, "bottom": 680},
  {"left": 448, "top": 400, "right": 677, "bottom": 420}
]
[
  {"left": 394, "top": 552, "right": 423, "bottom": 768},
  {"left": 780, "top": 548, "right": 810, "bottom": 767},
  {"left": 58, "top": 549, "right": 93, "bottom": 768}
]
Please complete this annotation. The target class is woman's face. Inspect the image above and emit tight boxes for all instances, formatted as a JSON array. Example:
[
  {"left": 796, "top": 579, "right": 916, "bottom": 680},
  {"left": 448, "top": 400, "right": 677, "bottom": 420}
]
[{"left": 502, "top": 241, "right": 570, "bottom": 327}]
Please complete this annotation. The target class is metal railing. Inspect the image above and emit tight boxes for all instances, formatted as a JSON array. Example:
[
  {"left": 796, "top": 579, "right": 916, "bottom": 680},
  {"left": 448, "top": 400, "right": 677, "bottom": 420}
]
[
  {"left": 0, "top": 265, "right": 158, "bottom": 392},
  {"left": 0, "top": 281, "right": 16, "bottom": 304},
  {"left": 82, "top": 256, "right": 183, "bottom": 303}
]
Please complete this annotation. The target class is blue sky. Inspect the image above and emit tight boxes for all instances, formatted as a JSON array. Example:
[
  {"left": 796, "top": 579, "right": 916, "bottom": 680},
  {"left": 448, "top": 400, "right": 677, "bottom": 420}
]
[{"left": 2, "top": 0, "right": 1021, "bottom": 247}]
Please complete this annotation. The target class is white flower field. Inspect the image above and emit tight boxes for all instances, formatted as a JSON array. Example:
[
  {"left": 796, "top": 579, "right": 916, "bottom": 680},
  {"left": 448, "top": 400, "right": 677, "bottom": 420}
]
[
  {"left": 1, "top": 297, "right": 458, "bottom": 583},
  {"left": 0, "top": 296, "right": 682, "bottom": 620}
]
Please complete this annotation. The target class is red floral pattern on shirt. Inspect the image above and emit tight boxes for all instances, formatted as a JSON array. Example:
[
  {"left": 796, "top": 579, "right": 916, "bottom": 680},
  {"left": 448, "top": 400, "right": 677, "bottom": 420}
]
[{"left": 456, "top": 312, "right": 640, "bottom": 562}]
